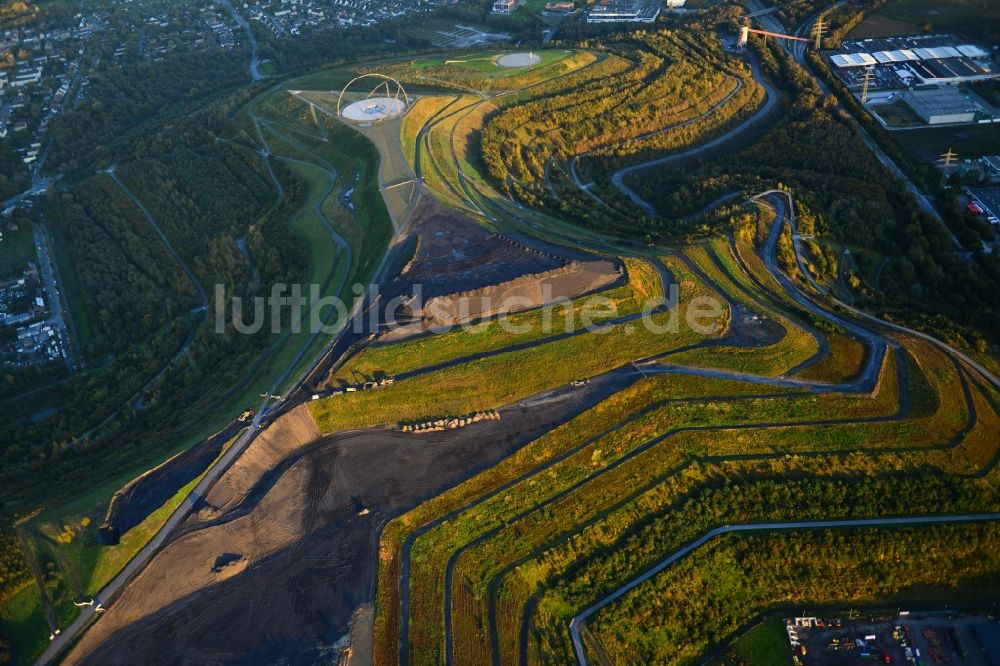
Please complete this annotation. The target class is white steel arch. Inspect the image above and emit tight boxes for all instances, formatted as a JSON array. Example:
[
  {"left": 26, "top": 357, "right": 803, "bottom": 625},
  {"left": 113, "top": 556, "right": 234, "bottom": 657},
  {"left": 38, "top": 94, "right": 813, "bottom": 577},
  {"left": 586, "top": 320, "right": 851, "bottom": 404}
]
[{"left": 336, "top": 73, "right": 409, "bottom": 120}]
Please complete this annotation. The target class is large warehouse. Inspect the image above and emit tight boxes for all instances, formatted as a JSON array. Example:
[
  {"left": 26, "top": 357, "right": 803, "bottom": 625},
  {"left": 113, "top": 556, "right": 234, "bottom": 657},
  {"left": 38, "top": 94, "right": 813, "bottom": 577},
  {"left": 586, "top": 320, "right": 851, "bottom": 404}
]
[
  {"left": 827, "top": 35, "right": 995, "bottom": 87},
  {"left": 903, "top": 87, "right": 976, "bottom": 125}
]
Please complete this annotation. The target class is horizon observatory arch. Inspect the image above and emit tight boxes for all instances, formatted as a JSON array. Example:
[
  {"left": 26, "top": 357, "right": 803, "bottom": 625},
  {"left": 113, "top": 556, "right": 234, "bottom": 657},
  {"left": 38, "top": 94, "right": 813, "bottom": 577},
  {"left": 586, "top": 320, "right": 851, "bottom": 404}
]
[{"left": 337, "top": 73, "right": 410, "bottom": 123}]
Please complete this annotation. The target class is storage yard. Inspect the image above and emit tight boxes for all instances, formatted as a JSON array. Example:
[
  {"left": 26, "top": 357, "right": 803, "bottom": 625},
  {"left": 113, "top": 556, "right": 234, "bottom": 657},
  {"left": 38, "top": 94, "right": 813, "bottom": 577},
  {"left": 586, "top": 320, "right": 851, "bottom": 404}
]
[{"left": 790, "top": 614, "right": 1000, "bottom": 666}]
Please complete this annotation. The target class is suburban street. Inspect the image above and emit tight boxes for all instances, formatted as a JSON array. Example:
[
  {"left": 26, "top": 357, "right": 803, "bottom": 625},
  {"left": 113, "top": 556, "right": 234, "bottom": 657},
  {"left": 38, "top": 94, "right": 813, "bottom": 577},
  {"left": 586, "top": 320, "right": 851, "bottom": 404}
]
[{"left": 32, "top": 227, "right": 75, "bottom": 370}]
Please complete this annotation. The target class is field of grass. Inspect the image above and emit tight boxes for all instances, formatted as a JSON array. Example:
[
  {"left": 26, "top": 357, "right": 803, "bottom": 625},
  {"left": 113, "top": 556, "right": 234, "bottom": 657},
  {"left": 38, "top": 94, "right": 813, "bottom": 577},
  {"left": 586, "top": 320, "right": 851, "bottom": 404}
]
[
  {"left": 0, "top": 430, "right": 244, "bottom": 665},
  {"left": 337, "top": 40, "right": 1000, "bottom": 666},
  {"left": 81, "top": 433, "right": 240, "bottom": 596},
  {"left": 0, "top": 73, "right": 400, "bottom": 661},
  {"left": 399, "top": 95, "right": 457, "bottom": 173},
  {"left": 871, "top": 100, "right": 923, "bottom": 128},
  {"left": 371, "top": 49, "right": 594, "bottom": 93},
  {"left": 720, "top": 616, "right": 793, "bottom": 666},
  {"left": 419, "top": 95, "right": 483, "bottom": 213},
  {"left": 310, "top": 256, "right": 727, "bottom": 432},
  {"left": 892, "top": 121, "right": 1000, "bottom": 162},
  {"left": 669, "top": 243, "right": 820, "bottom": 377},
  {"left": 332, "top": 256, "right": 658, "bottom": 382},
  {"left": 15, "top": 36, "right": 1000, "bottom": 666},
  {"left": 372, "top": 311, "right": 1000, "bottom": 666},
  {"left": 408, "top": 49, "right": 572, "bottom": 76},
  {"left": 255, "top": 88, "right": 395, "bottom": 286},
  {"left": 0, "top": 583, "right": 49, "bottom": 664},
  {"left": 372, "top": 371, "right": 803, "bottom": 665},
  {"left": 846, "top": 13, "right": 923, "bottom": 39},
  {"left": 873, "top": 0, "right": 999, "bottom": 38},
  {"left": 0, "top": 226, "right": 37, "bottom": 280},
  {"left": 796, "top": 330, "right": 868, "bottom": 383},
  {"left": 407, "top": 347, "right": 917, "bottom": 663}
]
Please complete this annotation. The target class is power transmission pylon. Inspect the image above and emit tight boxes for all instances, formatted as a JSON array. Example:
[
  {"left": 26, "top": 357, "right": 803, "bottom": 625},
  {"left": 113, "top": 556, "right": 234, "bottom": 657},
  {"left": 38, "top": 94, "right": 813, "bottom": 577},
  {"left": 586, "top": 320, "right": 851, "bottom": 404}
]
[
  {"left": 860, "top": 66, "right": 874, "bottom": 104},
  {"left": 939, "top": 147, "right": 958, "bottom": 168},
  {"left": 812, "top": 14, "right": 826, "bottom": 49}
]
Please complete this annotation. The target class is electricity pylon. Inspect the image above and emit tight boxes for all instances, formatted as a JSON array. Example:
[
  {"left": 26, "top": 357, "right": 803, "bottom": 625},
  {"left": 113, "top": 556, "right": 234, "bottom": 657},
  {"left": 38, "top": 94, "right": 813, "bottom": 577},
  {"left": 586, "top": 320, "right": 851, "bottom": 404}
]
[
  {"left": 861, "top": 67, "right": 875, "bottom": 103},
  {"left": 939, "top": 147, "right": 958, "bottom": 168},
  {"left": 812, "top": 14, "right": 826, "bottom": 49}
]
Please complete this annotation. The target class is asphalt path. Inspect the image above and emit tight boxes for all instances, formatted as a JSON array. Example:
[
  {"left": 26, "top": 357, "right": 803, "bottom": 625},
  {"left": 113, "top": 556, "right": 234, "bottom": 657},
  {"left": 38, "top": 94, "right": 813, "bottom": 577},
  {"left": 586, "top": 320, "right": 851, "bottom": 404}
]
[
  {"left": 423, "top": 188, "right": 990, "bottom": 666},
  {"left": 36, "top": 403, "right": 271, "bottom": 664},
  {"left": 38, "top": 90, "right": 408, "bottom": 666},
  {"left": 41, "top": 51, "right": 1000, "bottom": 664},
  {"left": 764, "top": 189, "right": 1000, "bottom": 393},
  {"left": 105, "top": 166, "right": 209, "bottom": 307},
  {"left": 568, "top": 513, "right": 1000, "bottom": 665},
  {"left": 610, "top": 55, "right": 778, "bottom": 218},
  {"left": 753, "top": 191, "right": 886, "bottom": 387}
]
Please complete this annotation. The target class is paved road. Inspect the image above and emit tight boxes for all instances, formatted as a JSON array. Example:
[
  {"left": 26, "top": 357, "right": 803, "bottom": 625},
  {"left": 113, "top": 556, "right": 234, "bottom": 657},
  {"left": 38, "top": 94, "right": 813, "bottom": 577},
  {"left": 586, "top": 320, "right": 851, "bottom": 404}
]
[
  {"left": 33, "top": 226, "right": 75, "bottom": 370},
  {"left": 36, "top": 399, "right": 274, "bottom": 665},
  {"left": 766, "top": 188, "right": 1000, "bottom": 392},
  {"left": 778, "top": 3, "right": 960, "bottom": 249},
  {"left": 2, "top": 176, "right": 55, "bottom": 213},
  {"left": 218, "top": 0, "right": 263, "bottom": 81},
  {"left": 569, "top": 513, "right": 1000, "bottom": 665},
  {"left": 611, "top": 55, "right": 778, "bottom": 218},
  {"left": 754, "top": 191, "right": 887, "bottom": 388},
  {"left": 39, "top": 86, "right": 423, "bottom": 665}
]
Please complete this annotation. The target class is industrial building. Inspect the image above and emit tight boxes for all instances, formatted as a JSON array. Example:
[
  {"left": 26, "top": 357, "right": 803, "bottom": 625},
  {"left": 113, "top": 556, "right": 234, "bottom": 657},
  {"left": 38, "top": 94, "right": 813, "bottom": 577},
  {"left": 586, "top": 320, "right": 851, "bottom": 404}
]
[
  {"left": 587, "top": 3, "right": 660, "bottom": 22},
  {"left": 491, "top": 0, "right": 521, "bottom": 15},
  {"left": 828, "top": 35, "right": 995, "bottom": 87},
  {"left": 903, "top": 87, "right": 976, "bottom": 125},
  {"left": 967, "top": 187, "right": 1000, "bottom": 223}
]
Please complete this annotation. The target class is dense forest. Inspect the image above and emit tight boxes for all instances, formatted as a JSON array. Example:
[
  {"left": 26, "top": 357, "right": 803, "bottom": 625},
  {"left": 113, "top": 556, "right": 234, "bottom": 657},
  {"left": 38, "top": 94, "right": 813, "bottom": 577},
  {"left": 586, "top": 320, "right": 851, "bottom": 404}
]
[
  {"left": 589, "top": 523, "right": 1000, "bottom": 664},
  {"left": 471, "top": 29, "right": 767, "bottom": 242},
  {"left": 1, "top": 88, "right": 310, "bottom": 505},
  {"left": 0, "top": 1, "right": 38, "bottom": 31},
  {"left": 621, "top": 38, "right": 1000, "bottom": 350}
]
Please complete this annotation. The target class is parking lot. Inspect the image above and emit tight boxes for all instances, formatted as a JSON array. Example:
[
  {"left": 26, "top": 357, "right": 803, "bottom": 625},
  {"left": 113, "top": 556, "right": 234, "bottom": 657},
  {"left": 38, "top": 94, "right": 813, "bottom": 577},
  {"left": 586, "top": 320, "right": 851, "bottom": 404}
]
[{"left": 788, "top": 613, "right": 1000, "bottom": 665}]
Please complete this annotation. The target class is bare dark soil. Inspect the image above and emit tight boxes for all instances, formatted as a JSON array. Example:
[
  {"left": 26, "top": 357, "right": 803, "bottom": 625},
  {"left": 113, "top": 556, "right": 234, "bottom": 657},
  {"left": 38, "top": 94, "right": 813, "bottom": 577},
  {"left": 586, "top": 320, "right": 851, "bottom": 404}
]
[
  {"left": 380, "top": 196, "right": 620, "bottom": 339},
  {"left": 67, "top": 371, "right": 635, "bottom": 665},
  {"left": 98, "top": 416, "right": 247, "bottom": 545},
  {"left": 397, "top": 197, "right": 569, "bottom": 298}
]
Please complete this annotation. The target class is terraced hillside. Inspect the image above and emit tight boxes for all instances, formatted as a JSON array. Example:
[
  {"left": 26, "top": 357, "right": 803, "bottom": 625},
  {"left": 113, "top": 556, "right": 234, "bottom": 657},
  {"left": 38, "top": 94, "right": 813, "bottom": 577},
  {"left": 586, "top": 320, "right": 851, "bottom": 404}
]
[
  {"left": 343, "top": 43, "right": 999, "bottom": 666},
  {"left": 32, "top": 25, "right": 1000, "bottom": 666}
]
